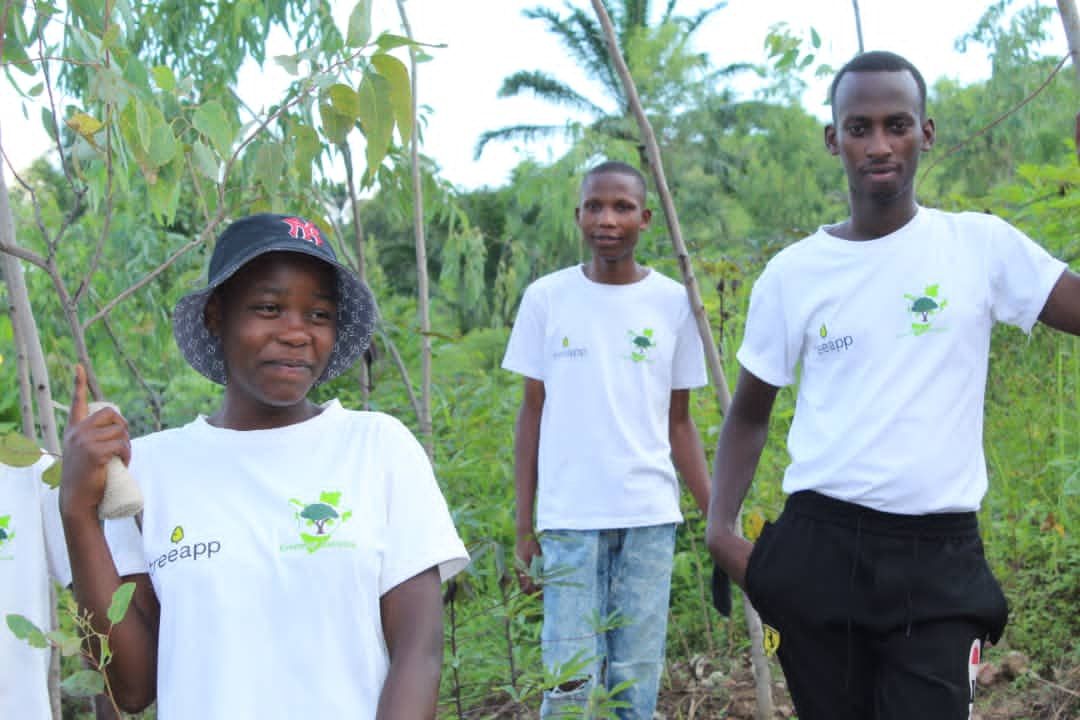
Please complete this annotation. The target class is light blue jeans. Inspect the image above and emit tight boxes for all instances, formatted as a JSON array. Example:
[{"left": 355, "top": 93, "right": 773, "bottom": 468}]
[{"left": 538, "top": 524, "right": 677, "bottom": 720}]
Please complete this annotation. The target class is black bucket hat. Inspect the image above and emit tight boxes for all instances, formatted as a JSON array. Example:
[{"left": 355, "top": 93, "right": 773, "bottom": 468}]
[{"left": 172, "top": 213, "right": 376, "bottom": 385}]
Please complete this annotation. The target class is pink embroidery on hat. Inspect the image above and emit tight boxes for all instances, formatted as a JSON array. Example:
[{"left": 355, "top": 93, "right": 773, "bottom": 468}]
[{"left": 282, "top": 217, "right": 323, "bottom": 246}]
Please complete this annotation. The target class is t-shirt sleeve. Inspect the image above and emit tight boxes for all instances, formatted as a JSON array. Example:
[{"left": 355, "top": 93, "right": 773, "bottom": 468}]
[
  {"left": 672, "top": 304, "right": 708, "bottom": 389},
  {"left": 501, "top": 283, "right": 546, "bottom": 381},
  {"left": 736, "top": 261, "right": 799, "bottom": 387},
  {"left": 379, "top": 418, "right": 469, "bottom": 595},
  {"left": 102, "top": 517, "right": 146, "bottom": 577},
  {"left": 986, "top": 217, "right": 1067, "bottom": 332}
]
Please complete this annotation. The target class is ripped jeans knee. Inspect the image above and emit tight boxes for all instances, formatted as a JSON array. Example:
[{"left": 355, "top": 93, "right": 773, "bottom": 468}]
[{"left": 541, "top": 673, "right": 597, "bottom": 719}]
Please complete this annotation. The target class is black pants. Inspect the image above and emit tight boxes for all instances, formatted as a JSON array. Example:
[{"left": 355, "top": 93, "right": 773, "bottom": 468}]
[{"left": 744, "top": 491, "right": 1009, "bottom": 720}]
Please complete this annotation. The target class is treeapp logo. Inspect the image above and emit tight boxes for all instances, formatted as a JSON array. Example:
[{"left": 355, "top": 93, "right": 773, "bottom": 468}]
[
  {"left": 282, "top": 491, "right": 356, "bottom": 554},
  {"left": 149, "top": 523, "right": 221, "bottom": 575}
]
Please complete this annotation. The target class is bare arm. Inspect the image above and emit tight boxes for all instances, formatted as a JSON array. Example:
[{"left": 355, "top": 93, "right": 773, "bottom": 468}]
[
  {"left": 60, "top": 365, "right": 159, "bottom": 712},
  {"left": 704, "top": 367, "right": 779, "bottom": 588},
  {"left": 376, "top": 566, "right": 444, "bottom": 720},
  {"left": 669, "top": 389, "right": 709, "bottom": 515},
  {"left": 512, "top": 377, "right": 545, "bottom": 594},
  {"left": 1038, "top": 269, "right": 1080, "bottom": 335}
]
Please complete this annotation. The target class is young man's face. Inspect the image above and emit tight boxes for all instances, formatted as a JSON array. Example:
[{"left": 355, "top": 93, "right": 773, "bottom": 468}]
[
  {"left": 575, "top": 171, "right": 652, "bottom": 266},
  {"left": 825, "top": 70, "right": 935, "bottom": 206},
  {"left": 206, "top": 252, "right": 337, "bottom": 423}
]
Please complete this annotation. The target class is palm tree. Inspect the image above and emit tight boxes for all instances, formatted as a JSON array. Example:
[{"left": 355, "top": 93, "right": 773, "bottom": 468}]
[{"left": 473, "top": 0, "right": 729, "bottom": 160}]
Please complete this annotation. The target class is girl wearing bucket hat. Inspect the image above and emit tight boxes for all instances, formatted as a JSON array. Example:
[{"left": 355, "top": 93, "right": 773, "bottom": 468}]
[{"left": 59, "top": 213, "right": 469, "bottom": 719}]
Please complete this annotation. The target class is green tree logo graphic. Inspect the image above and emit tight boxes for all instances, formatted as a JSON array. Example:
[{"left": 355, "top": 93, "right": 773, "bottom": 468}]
[
  {"left": 289, "top": 492, "right": 352, "bottom": 553},
  {"left": 904, "top": 284, "right": 948, "bottom": 336},
  {"left": 0, "top": 515, "right": 13, "bottom": 550},
  {"left": 628, "top": 328, "right": 656, "bottom": 363}
]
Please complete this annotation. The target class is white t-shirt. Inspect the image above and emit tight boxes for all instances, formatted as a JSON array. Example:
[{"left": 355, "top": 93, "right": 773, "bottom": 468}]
[
  {"left": 0, "top": 456, "right": 70, "bottom": 720},
  {"left": 738, "top": 207, "right": 1066, "bottom": 513},
  {"left": 104, "top": 400, "right": 469, "bottom": 719},
  {"left": 502, "top": 265, "right": 708, "bottom": 531}
]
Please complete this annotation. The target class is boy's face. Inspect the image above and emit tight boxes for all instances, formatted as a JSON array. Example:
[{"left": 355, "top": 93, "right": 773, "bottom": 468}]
[
  {"left": 825, "top": 70, "right": 935, "bottom": 206},
  {"left": 575, "top": 171, "right": 651, "bottom": 265},
  {"left": 206, "top": 252, "right": 337, "bottom": 420}
]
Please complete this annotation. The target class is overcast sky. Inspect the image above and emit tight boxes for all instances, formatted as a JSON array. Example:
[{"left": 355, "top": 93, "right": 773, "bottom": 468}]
[{"left": 1, "top": 0, "right": 1068, "bottom": 190}]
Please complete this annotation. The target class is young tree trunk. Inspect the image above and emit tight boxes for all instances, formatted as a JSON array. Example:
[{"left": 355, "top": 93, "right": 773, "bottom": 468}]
[
  {"left": 851, "top": 0, "right": 865, "bottom": 54},
  {"left": 396, "top": 0, "right": 434, "bottom": 460},
  {"left": 1056, "top": 0, "right": 1080, "bottom": 162},
  {"left": 588, "top": 2, "right": 774, "bottom": 717},
  {"left": 0, "top": 139, "right": 60, "bottom": 454}
]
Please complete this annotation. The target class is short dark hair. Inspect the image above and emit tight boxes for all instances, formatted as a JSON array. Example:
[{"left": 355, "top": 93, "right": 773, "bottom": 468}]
[
  {"left": 582, "top": 160, "right": 647, "bottom": 197},
  {"left": 829, "top": 50, "right": 927, "bottom": 119}
]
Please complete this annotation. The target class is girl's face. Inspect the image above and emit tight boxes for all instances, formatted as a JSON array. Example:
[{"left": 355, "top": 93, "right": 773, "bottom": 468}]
[{"left": 205, "top": 252, "right": 337, "bottom": 429}]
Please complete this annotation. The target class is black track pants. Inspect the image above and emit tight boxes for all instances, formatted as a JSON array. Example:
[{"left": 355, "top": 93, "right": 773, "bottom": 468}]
[{"left": 744, "top": 491, "right": 1009, "bottom": 720}]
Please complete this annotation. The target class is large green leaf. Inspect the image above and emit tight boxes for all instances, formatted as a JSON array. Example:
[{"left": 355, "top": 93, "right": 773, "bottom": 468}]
[
  {"left": 371, "top": 53, "right": 412, "bottom": 144},
  {"left": 328, "top": 83, "right": 362, "bottom": 121},
  {"left": 2, "top": 6, "right": 33, "bottom": 76},
  {"left": 5, "top": 614, "right": 47, "bottom": 648},
  {"left": 191, "top": 140, "right": 219, "bottom": 180},
  {"left": 193, "top": 100, "right": 237, "bottom": 160},
  {"left": 346, "top": 0, "right": 372, "bottom": 48},
  {"left": 355, "top": 71, "right": 393, "bottom": 181},
  {"left": 0, "top": 432, "right": 42, "bottom": 468},
  {"left": 151, "top": 65, "right": 177, "bottom": 93}
]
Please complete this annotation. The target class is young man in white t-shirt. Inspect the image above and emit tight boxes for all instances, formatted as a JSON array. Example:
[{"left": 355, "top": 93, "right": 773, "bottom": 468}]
[
  {"left": 503, "top": 161, "right": 711, "bottom": 719},
  {"left": 0, "top": 455, "right": 69, "bottom": 720},
  {"left": 706, "top": 51, "right": 1080, "bottom": 720}
]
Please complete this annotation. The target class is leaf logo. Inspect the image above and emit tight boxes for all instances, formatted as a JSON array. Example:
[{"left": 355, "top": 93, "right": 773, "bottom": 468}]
[
  {"left": 170, "top": 526, "right": 184, "bottom": 544},
  {"left": 562, "top": 336, "right": 569, "bottom": 348},
  {"left": 820, "top": 324, "right": 827, "bottom": 338}
]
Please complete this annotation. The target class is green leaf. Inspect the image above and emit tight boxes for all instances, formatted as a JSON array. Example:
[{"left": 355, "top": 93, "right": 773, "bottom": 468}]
[
  {"left": 41, "top": 462, "right": 62, "bottom": 489},
  {"left": 253, "top": 143, "right": 285, "bottom": 190},
  {"left": 2, "top": 7, "right": 34, "bottom": 76},
  {"left": 291, "top": 124, "right": 321, "bottom": 184},
  {"left": 319, "top": 103, "right": 352, "bottom": 146},
  {"left": 371, "top": 53, "right": 412, "bottom": 144},
  {"left": 28, "top": 82, "right": 43, "bottom": 97},
  {"left": 67, "top": 112, "right": 104, "bottom": 143},
  {"left": 355, "top": 71, "right": 394, "bottom": 181},
  {"left": 319, "top": 491, "right": 341, "bottom": 506},
  {"left": 273, "top": 54, "right": 299, "bottom": 76},
  {"left": 107, "top": 582, "right": 136, "bottom": 625},
  {"left": 46, "top": 630, "right": 84, "bottom": 657},
  {"left": 346, "top": 0, "right": 372, "bottom": 47},
  {"left": 375, "top": 33, "right": 418, "bottom": 52},
  {"left": 6, "top": 614, "right": 48, "bottom": 648},
  {"left": 0, "top": 432, "right": 42, "bottom": 468},
  {"left": 191, "top": 140, "right": 219, "bottom": 180},
  {"left": 60, "top": 670, "right": 105, "bottom": 698},
  {"left": 193, "top": 101, "right": 236, "bottom": 160},
  {"left": 328, "top": 83, "right": 361, "bottom": 120},
  {"left": 810, "top": 27, "right": 821, "bottom": 49},
  {"left": 151, "top": 65, "right": 176, "bottom": 92}
]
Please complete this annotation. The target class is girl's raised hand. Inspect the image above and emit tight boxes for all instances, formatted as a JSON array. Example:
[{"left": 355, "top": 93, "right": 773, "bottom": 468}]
[{"left": 60, "top": 364, "right": 131, "bottom": 518}]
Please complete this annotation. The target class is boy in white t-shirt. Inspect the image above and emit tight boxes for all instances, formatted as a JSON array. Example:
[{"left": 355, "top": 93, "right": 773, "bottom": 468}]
[
  {"left": 706, "top": 51, "right": 1080, "bottom": 720},
  {"left": 58, "top": 213, "right": 469, "bottom": 719},
  {"left": 0, "top": 455, "right": 69, "bottom": 720},
  {"left": 503, "top": 161, "right": 710, "bottom": 719}
]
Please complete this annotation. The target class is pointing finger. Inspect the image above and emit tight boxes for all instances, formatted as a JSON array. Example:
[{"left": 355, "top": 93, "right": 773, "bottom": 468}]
[{"left": 70, "top": 364, "right": 89, "bottom": 424}]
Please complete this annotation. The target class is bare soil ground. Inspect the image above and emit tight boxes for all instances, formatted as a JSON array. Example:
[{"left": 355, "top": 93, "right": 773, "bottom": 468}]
[{"left": 656, "top": 654, "right": 1080, "bottom": 720}]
